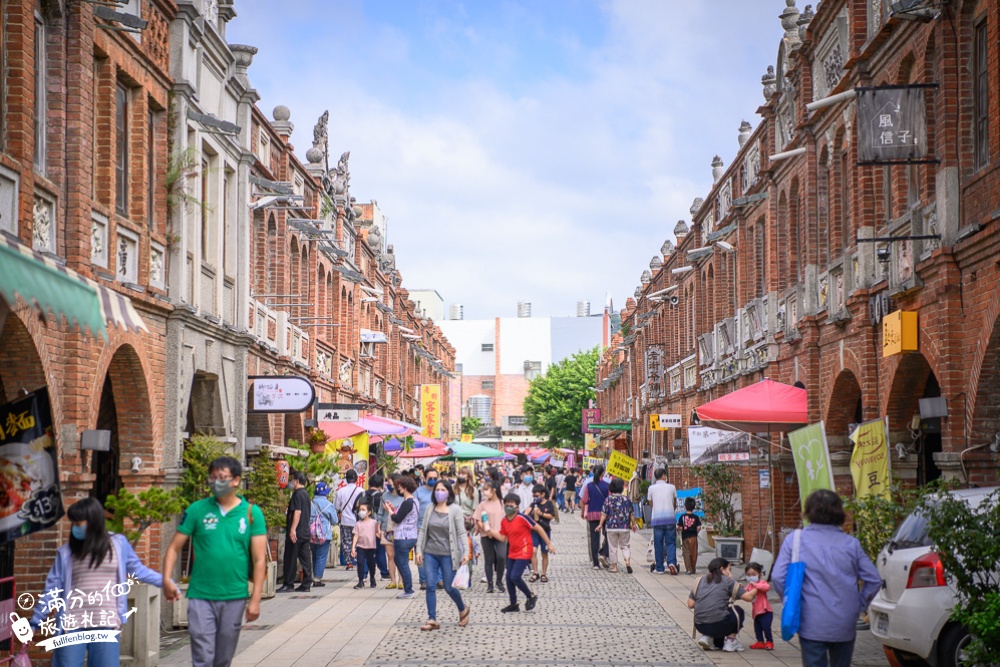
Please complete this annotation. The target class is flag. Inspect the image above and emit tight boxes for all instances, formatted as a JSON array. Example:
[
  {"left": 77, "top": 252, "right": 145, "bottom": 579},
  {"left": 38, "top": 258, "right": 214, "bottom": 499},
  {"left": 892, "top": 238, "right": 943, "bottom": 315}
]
[
  {"left": 788, "top": 421, "right": 835, "bottom": 510},
  {"left": 849, "top": 417, "right": 891, "bottom": 499}
]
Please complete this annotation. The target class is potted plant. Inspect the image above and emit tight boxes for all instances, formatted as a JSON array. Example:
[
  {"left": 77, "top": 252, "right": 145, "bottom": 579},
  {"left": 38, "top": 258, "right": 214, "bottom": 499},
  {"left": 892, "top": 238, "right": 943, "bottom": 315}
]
[
  {"left": 692, "top": 463, "right": 744, "bottom": 562},
  {"left": 306, "top": 427, "right": 331, "bottom": 454},
  {"left": 242, "top": 453, "right": 290, "bottom": 599}
]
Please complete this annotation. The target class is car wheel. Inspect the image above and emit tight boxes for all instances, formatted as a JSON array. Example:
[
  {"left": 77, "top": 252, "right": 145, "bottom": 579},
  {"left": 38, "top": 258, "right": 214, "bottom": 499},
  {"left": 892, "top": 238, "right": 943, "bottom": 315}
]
[
  {"left": 937, "top": 624, "right": 972, "bottom": 667},
  {"left": 885, "top": 647, "right": 930, "bottom": 667}
]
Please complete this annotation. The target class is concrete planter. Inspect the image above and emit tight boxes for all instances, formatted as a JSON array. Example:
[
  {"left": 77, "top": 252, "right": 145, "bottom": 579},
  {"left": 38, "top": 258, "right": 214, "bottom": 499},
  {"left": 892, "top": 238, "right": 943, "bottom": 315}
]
[
  {"left": 713, "top": 536, "right": 745, "bottom": 563},
  {"left": 120, "top": 583, "right": 161, "bottom": 666}
]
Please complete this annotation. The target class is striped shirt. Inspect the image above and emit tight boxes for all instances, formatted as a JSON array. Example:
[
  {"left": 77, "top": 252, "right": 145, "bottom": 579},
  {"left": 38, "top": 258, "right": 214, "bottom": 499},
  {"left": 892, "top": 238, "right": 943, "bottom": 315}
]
[{"left": 70, "top": 549, "right": 120, "bottom": 629}]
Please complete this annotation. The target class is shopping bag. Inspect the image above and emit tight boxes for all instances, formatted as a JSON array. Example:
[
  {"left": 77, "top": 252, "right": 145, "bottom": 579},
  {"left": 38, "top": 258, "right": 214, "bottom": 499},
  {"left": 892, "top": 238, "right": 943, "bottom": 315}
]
[
  {"left": 646, "top": 536, "right": 655, "bottom": 564},
  {"left": 13, "top": 644, "right": 31, "bottom": 667},
  {"left": 452, "top": 562, "right": 471, "bottom": 590},
  {"left": 780, "top": 529, "right": 806, "bottom": 642}
]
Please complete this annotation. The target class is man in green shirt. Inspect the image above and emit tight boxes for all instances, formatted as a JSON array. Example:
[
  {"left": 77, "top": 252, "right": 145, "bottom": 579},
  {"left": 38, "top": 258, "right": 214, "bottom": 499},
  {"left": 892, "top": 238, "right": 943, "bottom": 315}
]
[{"left": 164, "top": 456, "right": 267, "bottom": 667}]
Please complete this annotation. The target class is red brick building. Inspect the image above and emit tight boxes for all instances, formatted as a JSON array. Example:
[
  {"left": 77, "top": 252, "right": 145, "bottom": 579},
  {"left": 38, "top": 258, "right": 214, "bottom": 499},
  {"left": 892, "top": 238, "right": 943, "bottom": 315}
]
[
  {"left": 245, "top": 106, "right": 454, "bottom": 448},
  {"left": 596, "top": 0, "right": 1000, "bottom": 556}
]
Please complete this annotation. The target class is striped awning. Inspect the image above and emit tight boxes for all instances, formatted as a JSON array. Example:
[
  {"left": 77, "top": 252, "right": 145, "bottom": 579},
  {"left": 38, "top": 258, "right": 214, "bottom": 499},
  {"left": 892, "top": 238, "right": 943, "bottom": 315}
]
[{"left": 0, "top": 235, "right": 148, "bottom": 339}]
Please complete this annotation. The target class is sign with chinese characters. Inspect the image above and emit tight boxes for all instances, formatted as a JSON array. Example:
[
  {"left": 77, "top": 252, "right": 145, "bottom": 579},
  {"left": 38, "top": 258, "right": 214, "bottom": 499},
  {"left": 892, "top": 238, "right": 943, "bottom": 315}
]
[
  {"left": 0, "top": 388, "right": 63, "bottom": 542},
  {"left": 857, "top": 86, "right": 929, "bottom": 163},
  {"left": 645, "top": 345, "right": 665, "bottom": 398},
  {"left": 420, "top": 384, "right": 441, "bottom": 438},
  {"left": 248, "top": 376, "right": 315, "bottom": 413},
  {"left": 650, "top": 414, "right": 682, "bottom": 431},
  {"left": 758, "top": 469, "right": 770, "bottom": 489},
  {"left": 850, "top": 417, "right": 891, "bottom": 499},
  {"left": 606, "top": 450, "right": 638, "bottom": 481},
  {"left": 581, "top": 408, "right": 601, "bottom": 434},
  {"left": 688, "top": 427, "right": 751, "bottom": 465},
  {"left": 582, "top": 456, "right": 605, "bottom": 471},
  {"left": 882, "top": 310, "right": 918, "bottom": 357},
  {"left": 316, "top": 403, "right": 366, "bottom": 422}
]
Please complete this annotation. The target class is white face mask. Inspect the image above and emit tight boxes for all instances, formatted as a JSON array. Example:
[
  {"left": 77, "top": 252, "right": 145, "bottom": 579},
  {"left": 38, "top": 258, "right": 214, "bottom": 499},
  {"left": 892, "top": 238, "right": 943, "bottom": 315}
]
[
  {"left": 358, "top": 510, "right": 368, "bottom": 519},
  {"left": 746, "top": 575, "right": 759, "bottom": 583}
]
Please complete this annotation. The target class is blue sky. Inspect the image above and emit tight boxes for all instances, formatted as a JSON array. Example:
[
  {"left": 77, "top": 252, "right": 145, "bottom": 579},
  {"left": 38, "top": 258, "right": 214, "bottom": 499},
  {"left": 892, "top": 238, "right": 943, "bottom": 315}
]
[{"left": 228, "top": 1, "right": 787, "bottom": 319}]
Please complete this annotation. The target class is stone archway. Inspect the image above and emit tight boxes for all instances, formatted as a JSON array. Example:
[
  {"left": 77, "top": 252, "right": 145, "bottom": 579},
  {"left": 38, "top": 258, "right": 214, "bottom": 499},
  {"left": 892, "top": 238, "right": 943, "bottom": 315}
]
[
  {"left": 968, "top": 314, "right": 1000, "bottom": 484},
  {"left": 825, "top": 370, "right": 863, "bottom": 452},
  {"left": 92, "top": 344, "right": 154, "bottom": 504},
  {"left": 885, "top": 352, "right": 941, "bottom": 484}
]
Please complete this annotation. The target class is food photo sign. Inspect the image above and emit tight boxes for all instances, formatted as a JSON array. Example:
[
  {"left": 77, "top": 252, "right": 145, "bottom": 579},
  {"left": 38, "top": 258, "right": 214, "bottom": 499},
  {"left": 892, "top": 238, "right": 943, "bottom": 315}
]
[{"left": 0, "top": 387, "right": 64, "bottom": 542}]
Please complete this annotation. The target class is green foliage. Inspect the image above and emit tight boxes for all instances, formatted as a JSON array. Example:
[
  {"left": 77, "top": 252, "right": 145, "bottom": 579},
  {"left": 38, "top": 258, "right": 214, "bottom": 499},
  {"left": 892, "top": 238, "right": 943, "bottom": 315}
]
[
  {"left": 523, "top": 347, "right": 599, "bottom": 449},
  {"left": 692, "top": 463, "right": 742, "bottom": 536},
  {"left": 842, "top": 482, "right": 939, "bottom": 562},
  {"left": 461, "top": 417, "right": 482, "bottom": 435},
  {"left": 179, "top": 434, "right": 230, "bottom": 505},
  {"left": 165, "top": 146, "right": 204, "bottom": 217},
  {"left": 242, "top": 456, "right": 288, "bottom": 532},
  {"left": 287, "top": 439, "right": 340, "bottom": 486},
  {"left": 638, "top": 480, "right": 651, "bottom": 500},
  {"left": 106, "top": 486, "right": 185, "bottom": 546},
  {"left": 619, "top": 321, "right": 632, "bottom": 337},
  {"left": 920, "top": 489, "right": 1000, "bottom": 666}
]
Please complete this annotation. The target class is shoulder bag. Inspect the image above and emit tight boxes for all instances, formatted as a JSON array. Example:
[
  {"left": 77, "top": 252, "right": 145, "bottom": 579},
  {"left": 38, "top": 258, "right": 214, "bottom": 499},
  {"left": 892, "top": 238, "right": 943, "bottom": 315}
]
[{"left": 780, "top": 529, "right": 806, "bottom": 641}]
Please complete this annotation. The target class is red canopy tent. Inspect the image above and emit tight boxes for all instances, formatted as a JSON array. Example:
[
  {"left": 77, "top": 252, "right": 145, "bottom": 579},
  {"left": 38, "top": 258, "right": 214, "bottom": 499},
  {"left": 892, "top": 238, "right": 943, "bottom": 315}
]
[
  {"left": 695, "top": 378, "right": 808, "bottom": 432},
  {"left": 694, "top": 378, "right": 808, "bottom": 554}
]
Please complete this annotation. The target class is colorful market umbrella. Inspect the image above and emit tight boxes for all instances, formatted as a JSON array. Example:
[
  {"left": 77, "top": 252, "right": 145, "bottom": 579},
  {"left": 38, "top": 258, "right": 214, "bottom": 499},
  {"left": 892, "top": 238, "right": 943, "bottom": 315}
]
[
  {"left": 354, "top": 416, "right": 411, "bottom": 436},
  {"left": 395, "top": 443, "right": 449, "bottom": 458},
  {"left": 316, "top": 421, "right": 367, "bottom": 441},
  {"left": 383, "top": 434, "right": 446, "bottom": 452},
  {"left": 440, "top": 441, "right": 506, "bottom": 461},
  {"left": 695, "top": 378, "right": 808, "bottom": 432}
]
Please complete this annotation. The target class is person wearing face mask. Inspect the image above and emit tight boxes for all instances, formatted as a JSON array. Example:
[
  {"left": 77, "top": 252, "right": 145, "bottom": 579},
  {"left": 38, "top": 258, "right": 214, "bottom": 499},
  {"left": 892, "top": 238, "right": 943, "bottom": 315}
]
[
  {"left": 32, "top": 497, "right": 165, "bottom": 667},
  {"left": 482, "top": 493, "right": 556, "bottom": 613},
  {"left": 413, "top": 469, "right": 439, "bottom": 590},
  {"left": 415, "top": 481, "right": 470, "bottom": 630},
  {"left": 515, "top": 466, "right": 535, "bottom": 512},
  {"left": 278, "top": 470, "right": 313, "bottom": 592},
  {"left": 743, "top": 562, "right": 774, "bottom": 650},
  {"left": 163, "top": 456, "right": 267, "bottom": 667},
  {"left": 351, "top": 500, "right": 381, "bottom": 589}
]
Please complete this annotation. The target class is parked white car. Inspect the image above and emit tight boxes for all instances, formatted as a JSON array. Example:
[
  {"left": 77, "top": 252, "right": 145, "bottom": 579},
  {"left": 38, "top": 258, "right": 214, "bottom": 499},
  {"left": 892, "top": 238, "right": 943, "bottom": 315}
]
[{"left": 869, "top": 486, "right": 997, "bottom": 667}]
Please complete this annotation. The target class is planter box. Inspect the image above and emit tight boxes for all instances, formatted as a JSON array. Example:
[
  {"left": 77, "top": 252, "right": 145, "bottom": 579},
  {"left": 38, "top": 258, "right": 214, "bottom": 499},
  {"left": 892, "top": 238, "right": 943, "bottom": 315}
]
[
  {"left": 171, "top": 583, "right": 188, "bottom": 628},
  {"left": 714, "top": 536, "right": 744, "bottom": 563},
  {"left": 121, "top": 583, "right": 161, "bottom": 667}
]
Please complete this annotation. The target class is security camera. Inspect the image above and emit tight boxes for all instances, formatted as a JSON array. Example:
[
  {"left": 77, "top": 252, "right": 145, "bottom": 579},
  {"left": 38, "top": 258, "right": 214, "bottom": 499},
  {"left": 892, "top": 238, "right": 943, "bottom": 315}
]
[
  {"left": 131, "top": 457, "right": 143, "bottom": 473},
  {"left": 876, "top": 245, "right": 891, "bottom": 264}
]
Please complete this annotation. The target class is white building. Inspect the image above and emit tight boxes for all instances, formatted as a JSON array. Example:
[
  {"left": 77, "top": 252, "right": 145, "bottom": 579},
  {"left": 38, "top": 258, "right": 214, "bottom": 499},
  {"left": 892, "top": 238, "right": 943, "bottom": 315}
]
[{"left": 409, "top": 289, "right": 445, "bottom": 322}]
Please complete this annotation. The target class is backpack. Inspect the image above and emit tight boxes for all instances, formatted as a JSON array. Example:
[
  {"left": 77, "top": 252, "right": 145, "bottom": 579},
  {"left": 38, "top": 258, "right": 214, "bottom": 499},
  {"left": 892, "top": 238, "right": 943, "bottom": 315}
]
[{"left": 309, "top": 500, "right": 326, "bottom": 544}]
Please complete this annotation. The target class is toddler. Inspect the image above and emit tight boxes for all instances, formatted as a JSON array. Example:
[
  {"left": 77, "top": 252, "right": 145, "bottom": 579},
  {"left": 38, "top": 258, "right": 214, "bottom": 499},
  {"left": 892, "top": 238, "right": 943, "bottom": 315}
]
[{"left": 744, "top": 562, "right": 773, "bottom": 650}]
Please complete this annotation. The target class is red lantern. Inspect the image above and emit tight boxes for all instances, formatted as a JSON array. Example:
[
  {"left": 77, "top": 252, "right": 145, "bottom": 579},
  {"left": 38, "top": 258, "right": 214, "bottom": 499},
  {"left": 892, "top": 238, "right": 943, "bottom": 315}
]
[{"left": 275, "top": 460, "right": 290, "bottom": 489}]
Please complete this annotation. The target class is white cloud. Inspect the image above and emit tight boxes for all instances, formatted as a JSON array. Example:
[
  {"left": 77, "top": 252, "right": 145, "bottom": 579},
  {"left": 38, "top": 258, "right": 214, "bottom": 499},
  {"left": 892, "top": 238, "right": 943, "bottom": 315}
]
[{"left": 229, "top": 0, "right": 784, "bottom": 319}]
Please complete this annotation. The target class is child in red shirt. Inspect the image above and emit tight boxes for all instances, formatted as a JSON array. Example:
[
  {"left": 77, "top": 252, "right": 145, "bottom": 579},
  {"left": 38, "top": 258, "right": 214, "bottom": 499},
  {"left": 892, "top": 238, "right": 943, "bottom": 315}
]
[
  {"left": 745, "top": 562, "right": 774, "bottom": 650},
  {"left": 485, "top": 493, "right": 556, "bottom": 613}
]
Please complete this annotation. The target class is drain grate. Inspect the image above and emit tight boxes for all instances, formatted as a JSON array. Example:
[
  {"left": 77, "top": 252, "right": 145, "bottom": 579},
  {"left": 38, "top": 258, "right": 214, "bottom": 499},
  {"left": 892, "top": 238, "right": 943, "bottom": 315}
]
[
  {"left": 290, "top": 595, "right": 321, "bottom": 599},
  {"left": 242, "top": 624, "right": 274, "bottom": 631}
]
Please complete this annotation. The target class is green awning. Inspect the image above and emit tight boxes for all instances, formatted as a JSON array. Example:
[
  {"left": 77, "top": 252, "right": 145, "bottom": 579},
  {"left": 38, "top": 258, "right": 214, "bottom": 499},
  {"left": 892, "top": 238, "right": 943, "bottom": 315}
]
[
  {"left": 0, "top": 238, "right": 107, "bottom": 338},
  {"left": 589, "top": 423, "right": 633, "bottom": 431}
]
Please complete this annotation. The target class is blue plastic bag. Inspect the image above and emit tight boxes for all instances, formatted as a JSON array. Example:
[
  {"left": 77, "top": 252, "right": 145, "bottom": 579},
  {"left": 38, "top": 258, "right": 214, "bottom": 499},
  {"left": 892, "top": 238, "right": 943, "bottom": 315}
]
[{"left": 780, "top": 529, "right": 806, "bottom": 641}]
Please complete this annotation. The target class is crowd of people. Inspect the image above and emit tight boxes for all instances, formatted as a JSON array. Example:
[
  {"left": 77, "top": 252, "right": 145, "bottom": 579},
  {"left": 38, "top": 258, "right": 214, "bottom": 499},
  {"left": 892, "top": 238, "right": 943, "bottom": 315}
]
[{"left": 21, "top": 452, "right": 880, "bottom": 667}]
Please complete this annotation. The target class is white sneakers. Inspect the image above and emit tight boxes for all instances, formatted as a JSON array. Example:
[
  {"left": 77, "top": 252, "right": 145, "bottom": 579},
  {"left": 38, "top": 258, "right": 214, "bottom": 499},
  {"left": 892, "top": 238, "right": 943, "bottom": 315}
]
[
  {"left": 723, "top": 638, "right": 745, "bottom": 652},
  {"left": 698, "top": 636, "right": 744, "bottom": 652}
]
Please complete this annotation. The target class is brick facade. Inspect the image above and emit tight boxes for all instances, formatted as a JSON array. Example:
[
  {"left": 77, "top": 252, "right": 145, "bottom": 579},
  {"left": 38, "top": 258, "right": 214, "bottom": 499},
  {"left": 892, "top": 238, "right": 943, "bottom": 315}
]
[{"left": 596, "top": 0, "right": 1000, "bottom": 556}]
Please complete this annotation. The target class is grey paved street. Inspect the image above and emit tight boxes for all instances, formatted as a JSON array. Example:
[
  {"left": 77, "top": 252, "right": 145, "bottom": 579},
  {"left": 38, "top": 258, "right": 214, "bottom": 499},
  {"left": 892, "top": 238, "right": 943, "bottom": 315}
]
[{"left": 161, "top": 514, "right": 888, "bottom": 667}]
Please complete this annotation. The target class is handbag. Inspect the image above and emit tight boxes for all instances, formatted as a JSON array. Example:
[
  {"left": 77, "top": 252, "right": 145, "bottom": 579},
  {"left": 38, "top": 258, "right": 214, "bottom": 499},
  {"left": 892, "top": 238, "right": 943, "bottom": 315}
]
[
  {"left": 646, "top": 536, "right": 655, "bottom": 564},
  {"left": 780, "top": 529, "right": 806, "bottom": 642}
]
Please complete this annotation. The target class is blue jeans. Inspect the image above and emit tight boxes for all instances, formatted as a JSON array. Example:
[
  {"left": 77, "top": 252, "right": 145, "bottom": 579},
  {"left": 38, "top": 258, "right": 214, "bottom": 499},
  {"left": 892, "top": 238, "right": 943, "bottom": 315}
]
[
  {"left": 311, "top": 540, "right": 331, "bottom": 580},
  {"left": 375, "top": 540, "right": 389, "bottom": 578},
  {"left": 393, "top": 538, "right": 416, "bottom": 594},
  {"left": 799, "top": 638, "right": 855, "bottom": 667},
  {"left": 52, "top": 630, "right": 120, "bottom": 667},
  {"left": 423, "top": 552, "right": 465, "bottom": 621},
  {"left": 653, "top": 523, "right": 677, "bottom": 572},
  {"left": 506, "top": 558, "right": 533, "bottom": 606}
]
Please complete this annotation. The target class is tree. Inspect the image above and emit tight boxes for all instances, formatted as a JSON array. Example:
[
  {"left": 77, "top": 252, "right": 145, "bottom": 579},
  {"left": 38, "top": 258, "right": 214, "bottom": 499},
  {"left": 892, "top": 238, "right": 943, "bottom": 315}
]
[
  {"left": 523, "top": 346, "right": 599, "bottom": 449},
  {"left": 461, "top": 417, "right": 482, "bottom": 435},
  {"left": 920, "top": 489, "right": 1000, "bottom": 666},
  {"left": 692, "top": 463, "right": 742, "bottom": 536}
]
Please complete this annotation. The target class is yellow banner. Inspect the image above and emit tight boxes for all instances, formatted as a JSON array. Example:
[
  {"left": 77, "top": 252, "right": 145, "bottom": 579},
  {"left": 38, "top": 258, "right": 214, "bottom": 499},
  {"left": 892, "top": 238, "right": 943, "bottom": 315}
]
[
  {"left": 850, "top": 417, "right": 890, "bottom": 499},
  {"left": 583, "top": 456, "right": 604, "bottom": 470},
  {"left": 460, "top": 433, "right": 473, "bottom": 443},
  {"left": 420, "top": 384, "right": 441, "bottom": 439},
  {"left": 607, "top": 450, "right": 638, "bottom": 480},
  {"left": 326, "top": 432, "right": 371, "bottom": 489}
]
